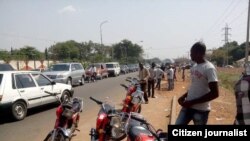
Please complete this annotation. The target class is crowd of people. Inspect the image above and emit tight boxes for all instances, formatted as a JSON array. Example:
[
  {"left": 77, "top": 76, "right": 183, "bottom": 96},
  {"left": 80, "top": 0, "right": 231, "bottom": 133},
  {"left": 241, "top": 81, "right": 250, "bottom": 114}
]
[
  {"left": 138, "top": 60, "right": 186, "bottom": 104},
  {"left": 138, "top": 41, "right": 220, "bottom": 125}
]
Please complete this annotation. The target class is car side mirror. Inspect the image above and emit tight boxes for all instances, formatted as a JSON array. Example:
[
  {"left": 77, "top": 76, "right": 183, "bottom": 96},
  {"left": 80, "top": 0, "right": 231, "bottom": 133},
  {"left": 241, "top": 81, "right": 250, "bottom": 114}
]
[
  {"left": 72, "top": 67, "right": 76, "bottom": 71},
  {"left": 51, "top": 81, "right": 56, "bottom": 85}
]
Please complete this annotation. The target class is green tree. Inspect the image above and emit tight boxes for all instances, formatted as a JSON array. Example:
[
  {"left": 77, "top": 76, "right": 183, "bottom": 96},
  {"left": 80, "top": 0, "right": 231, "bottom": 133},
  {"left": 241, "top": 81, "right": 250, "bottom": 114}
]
[
  {"left": 112, "top": 39, "right": 143, "bottom": 64},
  {"left": 49, "top": 40, "right": 80, "bottom": 61},
  {"left": 0, "top": 50, "right": 11, "bottom": 63},
  {"left": 18, "top": 46, "right": 43, "bottom": 61}
]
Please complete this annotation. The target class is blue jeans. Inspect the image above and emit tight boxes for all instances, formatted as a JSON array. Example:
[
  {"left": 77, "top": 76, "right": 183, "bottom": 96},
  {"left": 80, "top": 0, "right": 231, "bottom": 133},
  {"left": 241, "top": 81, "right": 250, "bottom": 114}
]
[{"left": 175, "top": 107, "right": 210, "bottom": 125}]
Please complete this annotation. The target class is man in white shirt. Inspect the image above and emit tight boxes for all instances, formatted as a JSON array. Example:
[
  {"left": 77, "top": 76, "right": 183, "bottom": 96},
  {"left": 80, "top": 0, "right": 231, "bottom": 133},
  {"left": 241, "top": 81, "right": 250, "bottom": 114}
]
[
  {"left": 155, "top": 65, "right": 164, "bottom": 90},
  {"left": 89, "top": 65, "right": 97, "bottom": 81},
  {"left": 165, "top": 65, "right": 174, "bottom": 91},
  {"left": 175, "top": 42, "right": 219, "bottom": 125}
]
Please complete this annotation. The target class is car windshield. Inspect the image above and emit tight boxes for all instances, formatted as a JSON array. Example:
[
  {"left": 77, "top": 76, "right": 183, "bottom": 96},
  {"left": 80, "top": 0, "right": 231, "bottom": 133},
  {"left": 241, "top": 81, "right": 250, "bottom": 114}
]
[
  {"left": 49, "top": 64, "right": 70, "bottom": 71},
  {"left": 106, "top": 64, "right": 114, "bottom": 68},
  {"left": 0, "top": 64, "right": 14, "bottom": 71}
]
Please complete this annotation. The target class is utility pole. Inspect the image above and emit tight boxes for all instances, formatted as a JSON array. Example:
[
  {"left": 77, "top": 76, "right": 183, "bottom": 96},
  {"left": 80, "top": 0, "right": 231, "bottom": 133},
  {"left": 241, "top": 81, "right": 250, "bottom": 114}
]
[
  {"left": 245, "top": 0, "right": 250, "bottom": 63},
  {"left": 100, "top": 20, "right": 108, "bottom": 61},
  {"left": 222, "top": 24, "right": 231, "bottom": 66}
]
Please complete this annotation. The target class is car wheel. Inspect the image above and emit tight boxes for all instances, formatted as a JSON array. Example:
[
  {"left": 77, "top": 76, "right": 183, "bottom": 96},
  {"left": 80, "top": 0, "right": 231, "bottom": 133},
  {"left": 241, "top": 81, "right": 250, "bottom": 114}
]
[
  {"left": 61, "top": 91, "right": 71, "bottom": 103},
  {"left": 66, "top": 78, "right": 72, "bottom": 86},
  {"left": 80, "top": 76, "right": 85, "bottom": 85},
  {"left": 11, "top": 101, "right": 27, "bottom": 121}
]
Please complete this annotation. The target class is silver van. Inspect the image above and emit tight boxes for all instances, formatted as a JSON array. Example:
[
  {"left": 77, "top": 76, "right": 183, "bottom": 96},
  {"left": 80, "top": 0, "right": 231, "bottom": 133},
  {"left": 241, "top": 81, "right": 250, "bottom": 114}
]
[{"left": 43, "top": 63, "right": 85, "bottom": 86}]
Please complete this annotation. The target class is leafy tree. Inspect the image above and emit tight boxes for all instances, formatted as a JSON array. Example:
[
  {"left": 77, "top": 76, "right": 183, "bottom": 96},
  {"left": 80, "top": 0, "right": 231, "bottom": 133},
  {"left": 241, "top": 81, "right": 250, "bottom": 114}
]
[
  {"left": 18, "top": 46, "right": 43, "bottom": 60},
  {"left": 0, "top": 50, "right": 11, "bottom": 63},
  {"left": 49, "top": 40, "right": 80, "bottom": 61},
  {"left": 112, "top": 39, "right": 143, "bottom": 64}
]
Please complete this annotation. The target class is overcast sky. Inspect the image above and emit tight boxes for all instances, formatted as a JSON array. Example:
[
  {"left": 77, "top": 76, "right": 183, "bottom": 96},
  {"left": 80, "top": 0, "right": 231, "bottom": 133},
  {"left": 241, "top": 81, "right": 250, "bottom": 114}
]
[{"left": 0, "top": 0, "right": 248, "bottom": 60}]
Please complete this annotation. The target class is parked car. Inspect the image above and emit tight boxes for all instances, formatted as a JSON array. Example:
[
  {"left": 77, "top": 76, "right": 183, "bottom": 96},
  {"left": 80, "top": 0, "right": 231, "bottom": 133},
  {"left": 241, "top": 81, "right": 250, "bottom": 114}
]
[
  {"left": 43, "top": 63, "right": 85, "bottom": 86},
  {"left": 0, "top": 63, "right": 15, "bottom": 71},
  {"left": 0, "top": 71, "right": 74, "bottom": 120},
  {"left": 105, "top": 62, "right": 121, "bottom": 77},
  {"left": 120, "top": 65, "right": 129, "bottom": 74},
  {"left": 85, "top": 63, "right": 109, "bottom": 80}
]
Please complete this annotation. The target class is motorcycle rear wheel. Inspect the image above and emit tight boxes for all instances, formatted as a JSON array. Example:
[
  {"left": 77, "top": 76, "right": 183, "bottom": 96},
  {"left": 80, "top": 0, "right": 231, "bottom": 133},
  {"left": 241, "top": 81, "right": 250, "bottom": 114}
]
[{"left": 44, "top": 131, "right": 70, "bottom": 141}]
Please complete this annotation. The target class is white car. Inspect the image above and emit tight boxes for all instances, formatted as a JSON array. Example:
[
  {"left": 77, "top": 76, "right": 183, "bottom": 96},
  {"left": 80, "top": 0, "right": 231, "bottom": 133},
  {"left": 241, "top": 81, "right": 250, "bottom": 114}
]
[
  {"left": 105, "top": 62, "right": 121, "bottom": 77},
  {"left": 0, "top": 71, "right": 74, "bottom": 120}
]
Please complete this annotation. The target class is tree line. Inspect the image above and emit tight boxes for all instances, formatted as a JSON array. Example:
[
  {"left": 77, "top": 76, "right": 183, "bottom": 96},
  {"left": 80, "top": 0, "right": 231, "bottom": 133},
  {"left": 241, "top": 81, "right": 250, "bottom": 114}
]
[
  {"left": 208, "top": 41, "right": 247, "bottom": 67},
  {"left": 0, "top": 39, "right": 144, "bottom": 66},
  {"left": 0, "top": 40, "right": 248, "bottom": 67}
]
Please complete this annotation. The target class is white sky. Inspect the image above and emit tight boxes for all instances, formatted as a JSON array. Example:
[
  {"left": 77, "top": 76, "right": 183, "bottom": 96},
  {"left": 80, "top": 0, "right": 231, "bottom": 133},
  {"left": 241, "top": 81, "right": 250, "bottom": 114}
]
[{"left": 0, "top": 0, "right": 249, "bottom": 60}]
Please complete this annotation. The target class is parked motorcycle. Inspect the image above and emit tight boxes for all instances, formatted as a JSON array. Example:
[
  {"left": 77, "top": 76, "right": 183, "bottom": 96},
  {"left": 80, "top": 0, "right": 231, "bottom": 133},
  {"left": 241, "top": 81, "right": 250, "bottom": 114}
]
[
  {"left": 122, "top": 112, "right": 168, "bottom": 141},
  {"left": 89, "top": 96, "right": 126, "bottom": 141},
  {"left": 44, "top": 91, "right": 83, "bottom": 141},
  {"left": 120, "top": 77, "right": 145, "bottom": 113}
]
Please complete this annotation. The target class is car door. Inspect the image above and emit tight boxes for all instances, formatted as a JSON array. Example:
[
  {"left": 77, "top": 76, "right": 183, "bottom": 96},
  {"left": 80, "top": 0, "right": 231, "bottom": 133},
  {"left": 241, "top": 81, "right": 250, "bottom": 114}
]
[
  {"left": 70, "top": 64, "right": 78, "bottom": 85},
  {"left": 31, "top": 73, "right": 59, "bottom": 104},
  {"left": 14, "top": 73, "right": 42, "bottom": 108}
]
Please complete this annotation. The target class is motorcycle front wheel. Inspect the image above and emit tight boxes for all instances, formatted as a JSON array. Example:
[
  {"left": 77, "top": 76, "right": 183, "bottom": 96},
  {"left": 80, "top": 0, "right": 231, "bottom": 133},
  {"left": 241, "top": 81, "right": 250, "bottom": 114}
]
[{"left": 44, "top": 130, "right": 70, "bottom": 141}]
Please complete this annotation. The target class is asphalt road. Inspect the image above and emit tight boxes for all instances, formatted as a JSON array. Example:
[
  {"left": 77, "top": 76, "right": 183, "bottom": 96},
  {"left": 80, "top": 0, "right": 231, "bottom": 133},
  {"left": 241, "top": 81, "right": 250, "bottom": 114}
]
[{"left": 0, "top": 72, "right": 137, "bottom": 141}]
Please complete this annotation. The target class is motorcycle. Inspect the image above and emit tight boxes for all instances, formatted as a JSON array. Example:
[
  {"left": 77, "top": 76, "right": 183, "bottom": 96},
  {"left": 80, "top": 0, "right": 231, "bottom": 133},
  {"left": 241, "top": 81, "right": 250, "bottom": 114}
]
[
  {"left": 44, "top": 91, "right": 83, "bottom": 141},
  {"left": 122, "top": 112, "right": 168, "bottom": 141},
  {"left": 89, "top": 96, "right": 127, "bottom": 141},
  {"left": 120, "top": 77, "right": 145, "bottom": 113}
]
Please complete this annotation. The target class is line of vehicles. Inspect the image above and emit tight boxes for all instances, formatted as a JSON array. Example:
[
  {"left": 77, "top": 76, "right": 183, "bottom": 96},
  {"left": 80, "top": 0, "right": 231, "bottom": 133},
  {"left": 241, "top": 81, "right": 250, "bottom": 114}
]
[
  {"left": 0, "top": 62, "right": 139, "bottom": 121},
  {"left": 0, "top": 62, "right": 169, "bottom": 140}
]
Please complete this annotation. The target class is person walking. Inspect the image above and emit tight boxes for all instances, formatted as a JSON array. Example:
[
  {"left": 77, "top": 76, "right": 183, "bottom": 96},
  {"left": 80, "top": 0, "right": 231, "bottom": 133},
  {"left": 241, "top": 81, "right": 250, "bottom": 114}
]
[
  {"left": 148, "top": 62, "right": 156, "bottom": 98},
  {"left": 175, "top": 42, "right": 219, "bottom": 125},
  {"left": 155, "top": 65, "right": 164, "bottom": 90},
  {"left": 138, "top": 62, "right": 150, "bottom": 104}
]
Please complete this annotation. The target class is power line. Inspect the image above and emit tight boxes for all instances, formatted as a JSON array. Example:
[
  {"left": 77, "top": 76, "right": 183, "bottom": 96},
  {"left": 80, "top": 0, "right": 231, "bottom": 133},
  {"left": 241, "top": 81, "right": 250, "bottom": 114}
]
[
  {"left": 201, "top": 0, "right": 236, "bottom": 37},
  {"left": 229, "top": 8, "right": 248, "bottom": 25},
  {"left": 218, "top": 0, "right": 243, "bottom": 28}
]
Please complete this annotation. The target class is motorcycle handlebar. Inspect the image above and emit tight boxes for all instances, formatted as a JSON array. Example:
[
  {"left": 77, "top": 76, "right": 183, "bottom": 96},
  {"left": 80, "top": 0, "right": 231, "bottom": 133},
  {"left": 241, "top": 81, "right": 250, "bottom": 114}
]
[
  {"left": 44, "top": 91, "right": 61, "bottom": 96},
  {"left": 89, "top": 97, "right": 103, "bottom": 105},
  {"left": 120, "top": 84, "right": 128, "bottom": 89}
]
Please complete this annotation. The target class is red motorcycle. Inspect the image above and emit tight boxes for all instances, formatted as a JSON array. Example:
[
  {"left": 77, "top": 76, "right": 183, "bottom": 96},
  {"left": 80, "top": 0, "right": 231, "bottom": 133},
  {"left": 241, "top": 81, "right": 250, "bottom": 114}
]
[
  {"left": 89, "top": 97, "right": 126, "bottom": 141},
  {"left": 44, "top": 91, "right": 83, "bottom": 141},
  {"left": 122, "top": 112, "right": 168, "bottom": 141},
  {"left": 120, "top": 77, "right": 145, "bottom": 113}
]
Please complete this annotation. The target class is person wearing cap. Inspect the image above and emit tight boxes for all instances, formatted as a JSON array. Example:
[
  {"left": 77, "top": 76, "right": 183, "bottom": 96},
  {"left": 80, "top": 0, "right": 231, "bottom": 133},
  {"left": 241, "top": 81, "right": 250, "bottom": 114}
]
[
  {"left": 138, "top": 62, "right": 150, "bottom": 103},
  {"left": 148, "top": 62, "right": 156, "bottom": 98}
]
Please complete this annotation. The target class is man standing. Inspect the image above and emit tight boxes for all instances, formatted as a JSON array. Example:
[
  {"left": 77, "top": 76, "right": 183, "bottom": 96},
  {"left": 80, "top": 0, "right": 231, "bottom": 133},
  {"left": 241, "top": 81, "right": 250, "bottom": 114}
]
[
  {"left": 138, "top": 62, "right": 150, "bottom": 104},
  {"left": 148, "top": 62, "right": 156, "bottom": 98},
  {"left": 165, "top": 65, "right": 174, "bottom": 91},
  {"left": 155, "top": 65, "right": 164, "bottom": 90},
  {"left": 90, "top": 65, "right": 97, "bottom": 82},
  {"left": 175, "top": 42, "right": 219, "bottom": 125}
]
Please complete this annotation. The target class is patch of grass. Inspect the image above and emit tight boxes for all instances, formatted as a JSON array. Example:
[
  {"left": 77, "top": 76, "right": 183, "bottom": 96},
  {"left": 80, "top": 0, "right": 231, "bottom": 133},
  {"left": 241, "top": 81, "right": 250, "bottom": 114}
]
[{"left": 217, "top": 71, "right": 241, "bottom": 92}]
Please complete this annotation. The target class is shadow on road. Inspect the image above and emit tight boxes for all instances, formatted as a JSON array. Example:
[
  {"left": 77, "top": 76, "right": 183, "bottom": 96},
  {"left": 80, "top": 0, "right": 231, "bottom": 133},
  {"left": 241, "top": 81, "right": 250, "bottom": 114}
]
[{"left": 0, "top": 103, "right": 58, "bottom": 124}]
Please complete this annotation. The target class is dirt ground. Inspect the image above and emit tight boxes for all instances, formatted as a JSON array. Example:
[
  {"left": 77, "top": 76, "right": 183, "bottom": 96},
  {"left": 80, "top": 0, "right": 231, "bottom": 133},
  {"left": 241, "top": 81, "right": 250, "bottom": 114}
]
[
  {"left": 140, "top": 67, "right": 237, "bottom": 133},
  {"left": 73, "top": 67, "right": 238, "bottom": 140}
]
